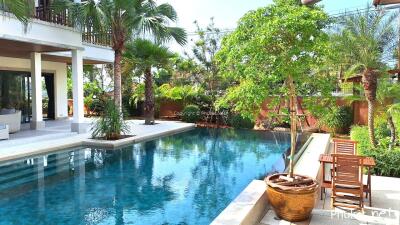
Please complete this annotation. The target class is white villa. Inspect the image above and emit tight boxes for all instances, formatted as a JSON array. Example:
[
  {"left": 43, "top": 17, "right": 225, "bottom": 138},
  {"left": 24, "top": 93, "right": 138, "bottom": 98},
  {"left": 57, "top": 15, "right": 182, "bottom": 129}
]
[{"left": 0, "top": 0, "right": 114, "bottom": 136}]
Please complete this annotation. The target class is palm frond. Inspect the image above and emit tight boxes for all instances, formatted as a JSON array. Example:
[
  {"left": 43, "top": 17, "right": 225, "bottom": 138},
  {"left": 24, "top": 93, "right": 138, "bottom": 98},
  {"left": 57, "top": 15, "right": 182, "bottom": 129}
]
[{"left": 1, "top": 0, "right": 32, "bottom": 25}]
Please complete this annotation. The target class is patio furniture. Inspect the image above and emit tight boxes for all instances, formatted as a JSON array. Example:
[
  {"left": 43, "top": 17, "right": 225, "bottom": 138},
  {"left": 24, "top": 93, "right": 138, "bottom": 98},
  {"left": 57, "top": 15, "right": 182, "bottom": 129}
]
[
  {"left": 319, "top": 154, "right": 375, "bottom": 206},
  {"left": 0, "top": 124, "right": 9, "bottom": 140},
  {"left": 333, "top": 138, "right": 357, "bottom": 155},
  {"left": 0, "top": 109, "right": 21, "bottom": 133},
  {"left": 331, "top": 154, "right": 365, "bottom": 209}
]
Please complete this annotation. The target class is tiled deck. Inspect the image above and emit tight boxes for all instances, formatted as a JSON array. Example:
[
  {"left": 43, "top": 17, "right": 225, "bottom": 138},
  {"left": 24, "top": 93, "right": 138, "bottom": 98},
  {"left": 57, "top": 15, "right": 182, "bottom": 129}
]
[{"left": 0, "top": 118, "right": 195, "bottom": 162}]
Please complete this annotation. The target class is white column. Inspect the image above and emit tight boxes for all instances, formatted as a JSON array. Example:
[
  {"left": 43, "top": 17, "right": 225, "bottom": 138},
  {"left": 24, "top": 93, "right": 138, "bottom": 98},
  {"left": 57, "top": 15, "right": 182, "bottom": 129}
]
[
  {"left": 71, "top": 49, "right": 87, "bottom": 133},
  {"left": 30, "top": 52, "right": 45, "bottom": 130}
]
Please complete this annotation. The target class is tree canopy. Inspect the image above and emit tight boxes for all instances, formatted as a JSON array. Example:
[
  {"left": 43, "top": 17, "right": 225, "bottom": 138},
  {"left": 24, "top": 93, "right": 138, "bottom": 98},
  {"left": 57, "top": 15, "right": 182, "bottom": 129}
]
[{"left": 215, "top": 0, "right": 333, "bottom": 119}]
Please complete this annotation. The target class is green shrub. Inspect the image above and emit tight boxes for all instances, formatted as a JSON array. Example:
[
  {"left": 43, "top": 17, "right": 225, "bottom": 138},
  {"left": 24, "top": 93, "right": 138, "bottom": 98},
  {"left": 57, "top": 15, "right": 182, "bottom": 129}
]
[
  {"left": 366, "top": 147, "right": 400, "bottom": 177},
  {"left": 374, "top": 115, "right": 390, "bottom": 139},
  {"left": 182, "top": 105, "right": 201, "bottom": 123},
  {"left": 350, "top": 125, "right": 371, "bottom": 155},
  {"left": 228, "top": 114, "right": 255, "bottom": 129},
  {"left": 320, "top": 106, "right": 353, "bottom": 134},
  {"left": 350, "top": 125, "right": 400, "bottom": 177},
  {"left": 91, "top": 100, "right": 130, "bottom": 140}
]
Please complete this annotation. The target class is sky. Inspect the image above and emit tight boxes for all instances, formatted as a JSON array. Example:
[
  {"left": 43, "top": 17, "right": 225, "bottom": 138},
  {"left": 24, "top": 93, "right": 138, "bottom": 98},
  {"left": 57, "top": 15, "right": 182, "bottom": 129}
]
[{"left": 160, "top": 0, "right": 372, "bottom": 53}]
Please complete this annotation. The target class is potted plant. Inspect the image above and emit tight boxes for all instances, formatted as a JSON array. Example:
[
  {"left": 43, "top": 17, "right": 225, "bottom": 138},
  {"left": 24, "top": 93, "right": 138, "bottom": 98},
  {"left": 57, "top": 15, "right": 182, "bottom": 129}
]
[
  {"left": 91, "top": 99, "right": 130, "bottom": 140},
  {"left": 265, "top": 77, "right": 318, "bottom": 222}
]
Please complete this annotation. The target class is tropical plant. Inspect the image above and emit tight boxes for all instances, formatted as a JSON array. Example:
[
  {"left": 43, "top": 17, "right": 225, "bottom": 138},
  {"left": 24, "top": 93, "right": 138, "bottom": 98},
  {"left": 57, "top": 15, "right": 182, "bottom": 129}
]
[
  {"left": 376, "top": 79, "right": 400, "bottom": 148},
  {"left": 319, "top": 106, "right": 353, "bottom": 135},
  {"left": 228, "top": 114, "right": 255, "bottom": 129},
  {"left": 216, "top": 0, "right": 330, "bottom": 178},
  {"left": 351, "top": 125, "right": 400, "bottom": 177},
  {"left": 181, "top": 105, "right": 201, "bottom": 123},
  {"left": 158, "top": 84, "right": 206, "bottom": 106},
  {"left": 190, "top": 18, "right": 225, "bottom": 97},
  {"left": 330, "top": 6, "right": 397, "bottom": 147},
  {"left": 0, "top": 0, "right": 32, "bottom": 25},
  {"left": 92, "top": 99, "right": 129, "bottom": 140},
  {"left": 123, "top": 39, "right": 175, "bottom": 125},
  {"left": 345, "top": 79, "right": 400, "bottom": 149},
  {"left": 53, "top": 0, "right": 187, "bottom": 112},
  {"left": 186, "top": 19, "right": 228, "bottom": 123}
]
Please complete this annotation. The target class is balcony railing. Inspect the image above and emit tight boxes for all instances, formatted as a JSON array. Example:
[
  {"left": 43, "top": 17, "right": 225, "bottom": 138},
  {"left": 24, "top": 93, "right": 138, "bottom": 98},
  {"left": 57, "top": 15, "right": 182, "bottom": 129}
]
[
  {"left": 82, "top": 28, "right": 112, "bottom": 47},
  {"left": 35, "top": 6, "right": 72, "bottom": 27}
]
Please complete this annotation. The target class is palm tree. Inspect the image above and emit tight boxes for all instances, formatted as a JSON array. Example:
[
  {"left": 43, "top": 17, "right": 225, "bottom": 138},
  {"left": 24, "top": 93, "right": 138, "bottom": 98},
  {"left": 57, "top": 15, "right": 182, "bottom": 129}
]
[
  {"left": 1, "top": 0, "right": 32, "bottom": 24},
  {"left": 331, "top": 7, "right": 397, "bottom": 147},
  {"left": 54, "top": 0, "right": 186, "bottom": 112},
  {"left": 123, "top": 39, "right": 174, "bottom": 125}
]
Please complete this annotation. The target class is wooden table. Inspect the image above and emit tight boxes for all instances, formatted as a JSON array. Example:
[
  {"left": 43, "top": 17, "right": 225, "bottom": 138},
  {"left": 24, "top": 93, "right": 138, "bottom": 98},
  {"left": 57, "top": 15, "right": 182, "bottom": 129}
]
[{"left": 319, "top": 154, "right": 376, "bottom": 206}]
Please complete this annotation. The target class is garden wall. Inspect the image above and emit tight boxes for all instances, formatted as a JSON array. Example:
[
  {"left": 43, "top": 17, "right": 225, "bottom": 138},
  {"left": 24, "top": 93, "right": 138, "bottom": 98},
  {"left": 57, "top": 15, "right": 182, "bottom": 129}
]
[
  {"left": 159, "top": 99, "right": 183, "bottom": 119},
  {"left": 256, "top": 97, "right": 369, "bottom": 131}
]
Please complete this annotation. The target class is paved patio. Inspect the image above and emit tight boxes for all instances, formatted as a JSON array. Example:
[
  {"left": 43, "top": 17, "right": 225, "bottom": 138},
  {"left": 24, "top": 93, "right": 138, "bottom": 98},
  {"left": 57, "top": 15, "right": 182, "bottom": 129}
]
[
  {"left": 259, "top": 139, "right": 400, "bottom": 225},
  {"left": 0, "top": 118, "right": 195, "bottom": 162},
  {"left": 259, "top": 175, "right": 400, "bottom": 225}
]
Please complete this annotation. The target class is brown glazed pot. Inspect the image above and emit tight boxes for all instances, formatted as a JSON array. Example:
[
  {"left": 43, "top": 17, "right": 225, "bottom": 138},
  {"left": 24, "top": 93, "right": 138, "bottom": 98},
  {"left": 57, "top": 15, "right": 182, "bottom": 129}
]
[{"left": 265, "top": 173, "right": 318, "bottom": 222}]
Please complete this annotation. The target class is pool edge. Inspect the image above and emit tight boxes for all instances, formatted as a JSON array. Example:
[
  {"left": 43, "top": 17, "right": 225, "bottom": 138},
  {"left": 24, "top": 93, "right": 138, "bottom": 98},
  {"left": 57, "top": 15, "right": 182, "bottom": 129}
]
[{"left": 0, "top": 123, "right": 196, "bottom": 163}]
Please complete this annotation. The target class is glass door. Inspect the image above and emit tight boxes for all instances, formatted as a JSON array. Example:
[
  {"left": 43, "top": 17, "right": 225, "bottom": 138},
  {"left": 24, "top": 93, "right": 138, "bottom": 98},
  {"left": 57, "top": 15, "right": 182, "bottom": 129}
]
[{"left": 0, "top": 71, "right": 31, "bottom": 123}]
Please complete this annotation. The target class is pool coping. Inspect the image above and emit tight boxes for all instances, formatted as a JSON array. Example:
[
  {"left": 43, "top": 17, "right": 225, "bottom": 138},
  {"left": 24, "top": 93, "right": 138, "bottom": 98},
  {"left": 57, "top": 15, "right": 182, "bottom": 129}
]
[
  {"left": 0, "top": 123, "right": 196, "bottom": 163},
  {"left": 83, "top": 124, "right": 195, "bottom": 149},
  {"left": 210, "top": 132, "right": 331, "bottom": 225}
]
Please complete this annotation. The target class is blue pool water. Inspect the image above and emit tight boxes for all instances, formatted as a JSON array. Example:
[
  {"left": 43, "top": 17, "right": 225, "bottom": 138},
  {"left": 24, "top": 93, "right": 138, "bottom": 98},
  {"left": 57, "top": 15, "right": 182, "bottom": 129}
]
[{"left": 0, "top": 128, "right": 290, "bottom": 225}]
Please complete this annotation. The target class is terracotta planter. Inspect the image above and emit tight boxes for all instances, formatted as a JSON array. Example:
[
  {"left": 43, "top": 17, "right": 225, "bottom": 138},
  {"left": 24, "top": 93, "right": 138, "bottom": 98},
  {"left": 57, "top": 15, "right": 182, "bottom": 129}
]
[{"left": 265, "top": 173, "right": 318, "bottom": 222}]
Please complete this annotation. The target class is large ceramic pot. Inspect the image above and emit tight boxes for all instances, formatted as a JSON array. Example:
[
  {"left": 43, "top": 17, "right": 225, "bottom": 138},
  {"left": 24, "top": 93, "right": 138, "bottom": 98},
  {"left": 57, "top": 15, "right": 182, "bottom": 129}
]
[{"left": 265, "top": 173, "right": 318, "bottom": 222}]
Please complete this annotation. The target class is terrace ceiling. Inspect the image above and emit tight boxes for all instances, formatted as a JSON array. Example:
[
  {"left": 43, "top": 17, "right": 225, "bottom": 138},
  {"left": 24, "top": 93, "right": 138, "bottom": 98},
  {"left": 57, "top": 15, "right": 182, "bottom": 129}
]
[
  {"left": 0, "top": 39, "right": 106, "bottom": 65},
  {"left": 373, "top": 0, "right": 400, "bottom": 6}
]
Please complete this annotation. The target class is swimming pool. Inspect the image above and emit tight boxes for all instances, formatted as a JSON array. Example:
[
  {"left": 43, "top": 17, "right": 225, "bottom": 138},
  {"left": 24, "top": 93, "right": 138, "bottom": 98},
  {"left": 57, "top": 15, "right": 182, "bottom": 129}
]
[{"left": 0, "top": 128, "right": 290, "bottom": 225}]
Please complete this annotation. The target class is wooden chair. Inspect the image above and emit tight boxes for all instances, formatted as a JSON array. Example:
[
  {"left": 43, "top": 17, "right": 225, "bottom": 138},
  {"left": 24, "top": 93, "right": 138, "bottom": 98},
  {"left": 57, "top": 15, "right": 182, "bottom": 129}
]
[
  {"left": 333, "top": 138, "right": 357, "bottom": 155},
  {"left": 332, "top": 138, "right": 371, "bottom": 201},
  {"left": 320, "top": 138, "right": 358, "bottom": 199},
  {"left": 331, "top": 154, "right": 365, "bottom": 210}
]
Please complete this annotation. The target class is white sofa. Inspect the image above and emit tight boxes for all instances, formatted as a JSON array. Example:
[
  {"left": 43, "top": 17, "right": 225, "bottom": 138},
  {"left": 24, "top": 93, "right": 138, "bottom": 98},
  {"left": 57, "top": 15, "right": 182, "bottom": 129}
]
[
  {"left": 0, "top": 109, "right": 21, "bottom": 133},
  {"left": 0, "top": 124, "right": 9, "bottom": 140}
]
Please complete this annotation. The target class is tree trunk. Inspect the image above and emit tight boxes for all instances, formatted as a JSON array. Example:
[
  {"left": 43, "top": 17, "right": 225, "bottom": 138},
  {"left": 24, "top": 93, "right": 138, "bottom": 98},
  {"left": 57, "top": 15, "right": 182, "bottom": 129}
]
[
  {"left": 388, "top": 114, "right": 396, "bottom": 150},
  {"left": 144, "top": 67, "right": 155, "bottom": 125},
  {"left": 287, "top": 76, "right": 297, "bottom": 178},
  {"left": 114, "top": 49, "right": 122, "bottom": 113},
  {"left": 362, "top": 68, "right": 378, "bottom": 148},
  {"left": 367, "top": 99, "right": 377, "bottom": 147}
]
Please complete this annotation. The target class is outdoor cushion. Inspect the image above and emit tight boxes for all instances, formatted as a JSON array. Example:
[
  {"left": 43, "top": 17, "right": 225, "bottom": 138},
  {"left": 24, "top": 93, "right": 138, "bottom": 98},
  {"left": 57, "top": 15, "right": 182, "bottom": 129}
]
[
  {"left": 0, "top": 108, "right": 16, "bottom": 115},
  {"left": 0, "top": 124, "right": 9, "bottom": 140}
]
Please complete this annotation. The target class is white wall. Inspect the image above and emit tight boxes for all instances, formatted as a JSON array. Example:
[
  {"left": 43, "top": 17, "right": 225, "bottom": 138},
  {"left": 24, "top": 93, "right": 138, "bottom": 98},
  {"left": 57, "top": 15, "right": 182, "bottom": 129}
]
[
  {"left": 46, "top": 43, "right": 115, "bottom": 64},
  {"left": 0, "top": 56, "right": 68, "bottom": 119},
  {"left": 0, "top": 12, "right": 82, "bottom": 49}
]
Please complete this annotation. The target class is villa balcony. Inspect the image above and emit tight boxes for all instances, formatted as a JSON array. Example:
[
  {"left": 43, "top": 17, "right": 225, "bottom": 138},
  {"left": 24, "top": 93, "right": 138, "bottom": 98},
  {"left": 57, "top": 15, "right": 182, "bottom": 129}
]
[
  {"left": 34, "top": 6, "right": 112, "bottom": 47},
  {"left": 0, "top": 4, "right": 112, "bottom": 49}
]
